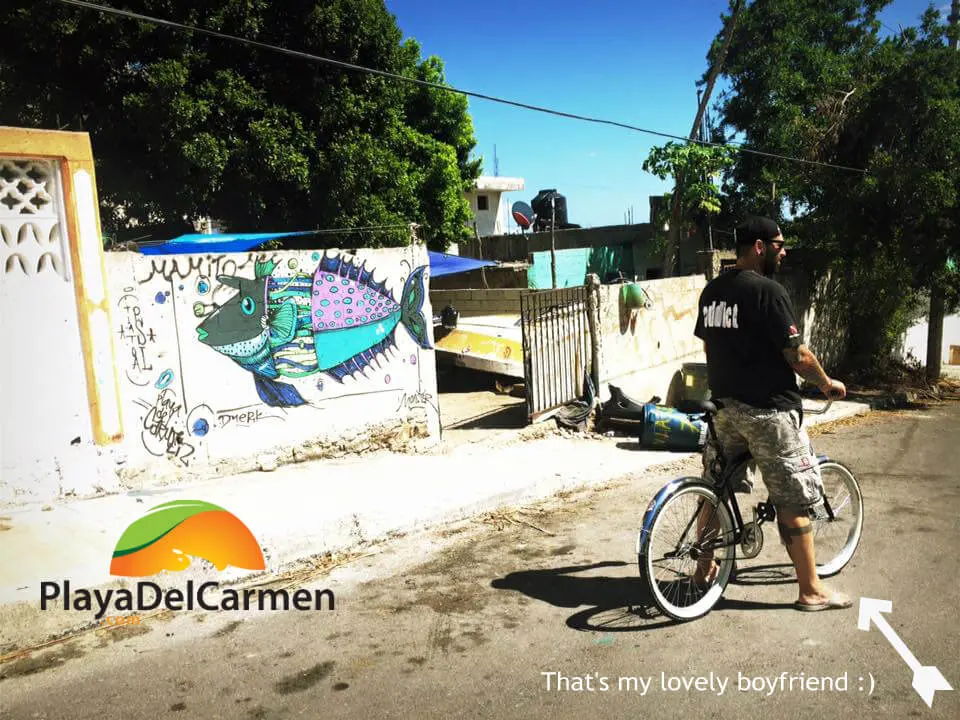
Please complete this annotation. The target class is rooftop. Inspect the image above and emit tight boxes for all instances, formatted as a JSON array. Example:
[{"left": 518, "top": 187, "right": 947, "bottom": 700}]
[{"left": 472, "top": 176, "right": 525, "bottom": 192}]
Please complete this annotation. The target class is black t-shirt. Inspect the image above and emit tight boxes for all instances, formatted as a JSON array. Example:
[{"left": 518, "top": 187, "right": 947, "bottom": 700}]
[{"left": 693, "top": 269, "right": 803, "bottom": 411}]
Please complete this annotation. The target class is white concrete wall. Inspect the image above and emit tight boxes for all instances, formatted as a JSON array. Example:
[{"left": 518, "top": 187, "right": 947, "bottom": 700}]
[
  {"left": 899, "top": 312, "right": 960, "bottom": 366},
  {"left": 465, "top": 190, "right": 503, "bottom": 237},
  {"left": 596, "top": 276, "right": 707, "bottom": 404},
  {"left": 103, "top": 246, "right": 439, "bottom": 486},
  {"left": 0, "top": 157, "right": 115, "bottom": 505}
]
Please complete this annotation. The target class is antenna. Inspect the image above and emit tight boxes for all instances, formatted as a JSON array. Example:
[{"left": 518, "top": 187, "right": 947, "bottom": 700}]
[{"left": 494, "top": 144, "right": 499, "bottom": 176}]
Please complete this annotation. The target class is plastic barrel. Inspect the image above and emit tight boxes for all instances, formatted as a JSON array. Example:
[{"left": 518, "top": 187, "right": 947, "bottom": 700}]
[{"left": 640, "top": 404, "right": 707, "bottom": 450}]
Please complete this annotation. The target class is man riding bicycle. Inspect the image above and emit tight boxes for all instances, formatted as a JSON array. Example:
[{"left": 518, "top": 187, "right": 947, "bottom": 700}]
[{"left": 692, "top": 216, "right": 853, "bottom": 612}]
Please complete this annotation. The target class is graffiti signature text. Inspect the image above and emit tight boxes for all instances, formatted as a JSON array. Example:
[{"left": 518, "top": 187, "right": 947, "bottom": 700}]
[
  {"left": 116, "top": 292, "right": 156, "bottom": 385},
  {"left": 217, "top": 407, "right": 284, "bottom": 428},
  {"left": 395, "top": 390, "right": 435, "bottom": 413},
  {"left": 136, "top": 254, "right": 259, "bottom": 285},
  {"left": 142, "top": 389, "right": 195, "bottom": 463}
]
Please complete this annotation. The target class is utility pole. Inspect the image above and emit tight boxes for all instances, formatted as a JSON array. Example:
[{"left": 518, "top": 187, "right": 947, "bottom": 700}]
[
  {"left": 928, "top": 0, "right": 960, "bottom": 381},
  {"left": 550, "top": 196, "right": 557, "bottom": 289},
  {"left": 662, "top": 0, "right": 744, "bottom": 277},
  {"left": 951, "top": 0, "right": 959, "bottom": 50}
]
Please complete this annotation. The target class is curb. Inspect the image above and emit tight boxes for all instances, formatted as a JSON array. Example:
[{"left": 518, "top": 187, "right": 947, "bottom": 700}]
[{"left": 0, "top": 396, "right": 888, "bottom": 656}]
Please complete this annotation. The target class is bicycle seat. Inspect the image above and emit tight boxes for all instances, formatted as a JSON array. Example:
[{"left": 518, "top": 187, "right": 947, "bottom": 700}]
[{"left": 675, "top": 399, "right": 718, "bottom": 416}]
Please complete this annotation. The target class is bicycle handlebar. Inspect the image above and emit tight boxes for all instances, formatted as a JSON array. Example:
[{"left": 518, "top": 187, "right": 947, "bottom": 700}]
[{"left": 803, "top": 398, "right": 834, "bottom": 415}]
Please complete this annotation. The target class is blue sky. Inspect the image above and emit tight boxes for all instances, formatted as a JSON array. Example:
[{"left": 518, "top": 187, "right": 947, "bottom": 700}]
[{"left": 384, "top": 0, "right": 952, "bottom": 230}]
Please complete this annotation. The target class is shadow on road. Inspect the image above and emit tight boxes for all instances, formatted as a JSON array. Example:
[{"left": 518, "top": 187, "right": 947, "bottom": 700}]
[
  {"left": 491, "top": 560, "right": 802, "bottom": 632},
  {"left": 490, "top": 561, "right": 673, "bottom": 632},
  {"left": 715, "top": 597, "right": 796, "bottom": 612},
  {"left": 729, "top": 562, "right": 796, "bottom": 587}
]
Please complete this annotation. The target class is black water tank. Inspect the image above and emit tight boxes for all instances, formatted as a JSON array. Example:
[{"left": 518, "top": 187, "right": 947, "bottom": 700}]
[{"left": 531, "top": 189, "right": 568, "bottom": 230}]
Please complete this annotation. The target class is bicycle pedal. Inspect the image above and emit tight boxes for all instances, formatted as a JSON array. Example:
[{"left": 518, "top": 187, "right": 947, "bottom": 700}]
[{"left": 756, "top": 502, "right": 776, "bottom": 522}]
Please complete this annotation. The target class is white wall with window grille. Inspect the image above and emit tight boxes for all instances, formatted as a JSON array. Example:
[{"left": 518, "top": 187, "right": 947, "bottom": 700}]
[{"left": 0, "top": 157, "right": 97, "bottom": 501}]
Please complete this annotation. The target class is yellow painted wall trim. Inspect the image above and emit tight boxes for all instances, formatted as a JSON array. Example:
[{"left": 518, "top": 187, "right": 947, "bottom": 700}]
[
  {"left": 0, "top": 126, "right": 124, "bottom": 444},
  {"left": 0, "top": 126, "right": 95, "bottom": 164}
]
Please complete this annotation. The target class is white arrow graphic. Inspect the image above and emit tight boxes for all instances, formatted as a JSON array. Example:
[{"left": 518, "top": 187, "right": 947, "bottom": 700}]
[{"left": 858, "top": 598, "right": 953, "bottom": 708}]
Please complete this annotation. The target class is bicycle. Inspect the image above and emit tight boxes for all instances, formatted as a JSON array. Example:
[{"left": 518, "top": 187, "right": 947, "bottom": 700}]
[{"left": 636, "top": 398, "right": 864, "bottom": 622}]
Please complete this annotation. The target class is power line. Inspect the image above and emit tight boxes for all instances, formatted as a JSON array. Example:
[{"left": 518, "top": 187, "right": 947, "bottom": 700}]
[
  {"left": 307, "top": 224, "right": 413, "bottom": 235},
  {"left": 132, "top": 224, "right": 412, "bottom": 245},
  {"left": 54, "top": 0, "right": 868, "bottom": 174}
]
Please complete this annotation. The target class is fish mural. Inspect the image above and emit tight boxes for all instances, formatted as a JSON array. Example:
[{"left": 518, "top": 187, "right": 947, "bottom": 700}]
[{"left": 196, "top": 253, "right": 431, "bottom": 407}]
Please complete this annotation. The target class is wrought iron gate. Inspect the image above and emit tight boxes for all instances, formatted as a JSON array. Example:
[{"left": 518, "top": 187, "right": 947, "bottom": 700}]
[{"left": 520, "top": 286, "right": 591, "bottom": 422}]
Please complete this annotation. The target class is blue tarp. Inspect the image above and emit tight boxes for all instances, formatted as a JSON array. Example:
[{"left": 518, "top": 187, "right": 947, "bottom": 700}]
[
  {"left": 137, "top": 232, "right": 496, "bottom": 277},
  {"left": 137, "top": 231, "right": 316, "bottom": 255},
  {"left": 426, "top": 251, "right": 496, "bottom": 277}
]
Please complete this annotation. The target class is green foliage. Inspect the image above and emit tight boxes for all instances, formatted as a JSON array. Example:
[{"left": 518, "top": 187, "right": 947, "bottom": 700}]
[
  {"left": 642, "top": 141, "right": 736, "bottom": 256},
  {"left": 0, "top": 0, "right": 480, "bottom": 251},
  {"left": 708, "top": 0, "right": 960, "bottom": 369},
  {"left": 643, "top": 142, "right": 736, "bottom": 216}
]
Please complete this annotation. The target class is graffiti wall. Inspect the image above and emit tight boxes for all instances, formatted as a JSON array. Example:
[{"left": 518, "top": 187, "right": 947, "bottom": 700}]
[{"left": 104, "top": 245, "right": 439, "bottom": 478}]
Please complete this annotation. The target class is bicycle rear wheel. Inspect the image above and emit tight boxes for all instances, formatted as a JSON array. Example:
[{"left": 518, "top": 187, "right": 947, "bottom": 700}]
[
  {"left": 813, "top": 461, "right": 864, "bottom": 577},
  {"left": 638, "top": 483, "right": 737, "bottom": 621}
]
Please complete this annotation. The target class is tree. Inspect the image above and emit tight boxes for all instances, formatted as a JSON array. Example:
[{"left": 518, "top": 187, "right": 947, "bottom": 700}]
[
  {"left": 642, "top": 141, "right": 736, "bottom": 252},
  {"left": 0, "top": 0, "right": 481, "bottom": 251},
  {"left": 707, "top": 0, "right": 960, "bottom": 371}
]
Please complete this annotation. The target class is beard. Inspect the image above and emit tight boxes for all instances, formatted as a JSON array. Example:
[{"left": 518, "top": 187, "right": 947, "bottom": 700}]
[{"left": 762, "top": 251, "right": 780, "bottom": 277}]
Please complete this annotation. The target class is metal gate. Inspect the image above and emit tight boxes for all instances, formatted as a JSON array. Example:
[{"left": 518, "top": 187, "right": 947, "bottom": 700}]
[{"left": 520, "top": 286, "right": 592, "bottom": 422}]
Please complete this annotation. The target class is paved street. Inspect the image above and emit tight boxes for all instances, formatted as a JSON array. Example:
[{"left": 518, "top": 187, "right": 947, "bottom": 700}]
[{"left": 2, "top": 402, "right": 958, "bottom": 720}]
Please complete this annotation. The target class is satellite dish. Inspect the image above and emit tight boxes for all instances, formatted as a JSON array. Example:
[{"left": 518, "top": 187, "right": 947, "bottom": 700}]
[{"left": 511, "top": 201, "right": 534, "bottom": 231}]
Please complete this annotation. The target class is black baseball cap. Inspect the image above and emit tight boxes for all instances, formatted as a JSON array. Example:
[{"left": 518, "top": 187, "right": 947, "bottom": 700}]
[{"left": 735, "top": 216, "right": 790, "bottom": 246}]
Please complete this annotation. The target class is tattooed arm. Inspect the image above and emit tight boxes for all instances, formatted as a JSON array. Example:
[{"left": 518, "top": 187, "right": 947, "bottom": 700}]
[{"left": 783, "top": 345, "right": 847, "bottom": 399}]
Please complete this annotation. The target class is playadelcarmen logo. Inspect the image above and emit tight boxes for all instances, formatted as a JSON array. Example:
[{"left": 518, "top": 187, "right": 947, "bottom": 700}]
[{"left": 40, "top": 500, "right": 335, "bottom": 622}]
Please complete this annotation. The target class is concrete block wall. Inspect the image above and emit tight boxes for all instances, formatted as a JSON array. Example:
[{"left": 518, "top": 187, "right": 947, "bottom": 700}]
[
  {"left": 462, "top": 224, "right": 655, "bottom": 263},
  {"left": 595, "top": 275, "right": 707, "bottom": 404},
  {"left": 430, "top": 288, "right": 526, "bottom": 318},
  {"left": 428, "top": 264, "right": 528, "bottom": 290}
]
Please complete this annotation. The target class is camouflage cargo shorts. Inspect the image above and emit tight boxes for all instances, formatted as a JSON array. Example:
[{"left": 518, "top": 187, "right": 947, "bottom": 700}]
[{"left": 701, "top": 397, "right": 824, "bottom": 513}]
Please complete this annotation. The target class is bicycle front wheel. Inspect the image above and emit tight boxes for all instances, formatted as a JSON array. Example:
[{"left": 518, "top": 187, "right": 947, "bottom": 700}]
[
  {"left": 639, "top": 483, "right": 737, "bottom": 621},
  {"left": 813, "top": 461, "right": 864, "bottom": 577}
]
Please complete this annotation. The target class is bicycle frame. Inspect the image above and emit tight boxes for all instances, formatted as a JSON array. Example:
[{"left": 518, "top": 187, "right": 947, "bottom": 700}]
[{"left": 638, "top": 408, "right": 839, "bottom": 558}]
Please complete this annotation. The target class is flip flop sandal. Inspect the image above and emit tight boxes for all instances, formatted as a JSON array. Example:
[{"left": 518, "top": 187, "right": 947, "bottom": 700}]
[{"left": 794, "top": 593, "right": 853, "bottom": 612}]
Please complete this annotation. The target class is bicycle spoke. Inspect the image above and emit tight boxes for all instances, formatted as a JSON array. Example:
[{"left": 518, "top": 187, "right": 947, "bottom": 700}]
[
  {"left": 641, "top": 485, "right": 738, "bottom": 619},
  {"left": 812, "top": 463, "right": 864, "bottom": 577},
  {"left": 829, "top": 493, "right": 851, "bottom": 514}
]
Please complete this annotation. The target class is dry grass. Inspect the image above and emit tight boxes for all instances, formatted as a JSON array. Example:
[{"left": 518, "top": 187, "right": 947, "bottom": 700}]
[
  {"left": 846, "top": 357, "right": 960, "bottom": 400},
  {"left": 476, "top": 507, "right": 555, "bottom": 535}
]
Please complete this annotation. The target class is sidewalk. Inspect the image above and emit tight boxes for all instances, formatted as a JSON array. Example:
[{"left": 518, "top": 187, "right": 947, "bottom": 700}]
[{"left": 0, "top": 398, "right": 874, "bottom": 651}]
